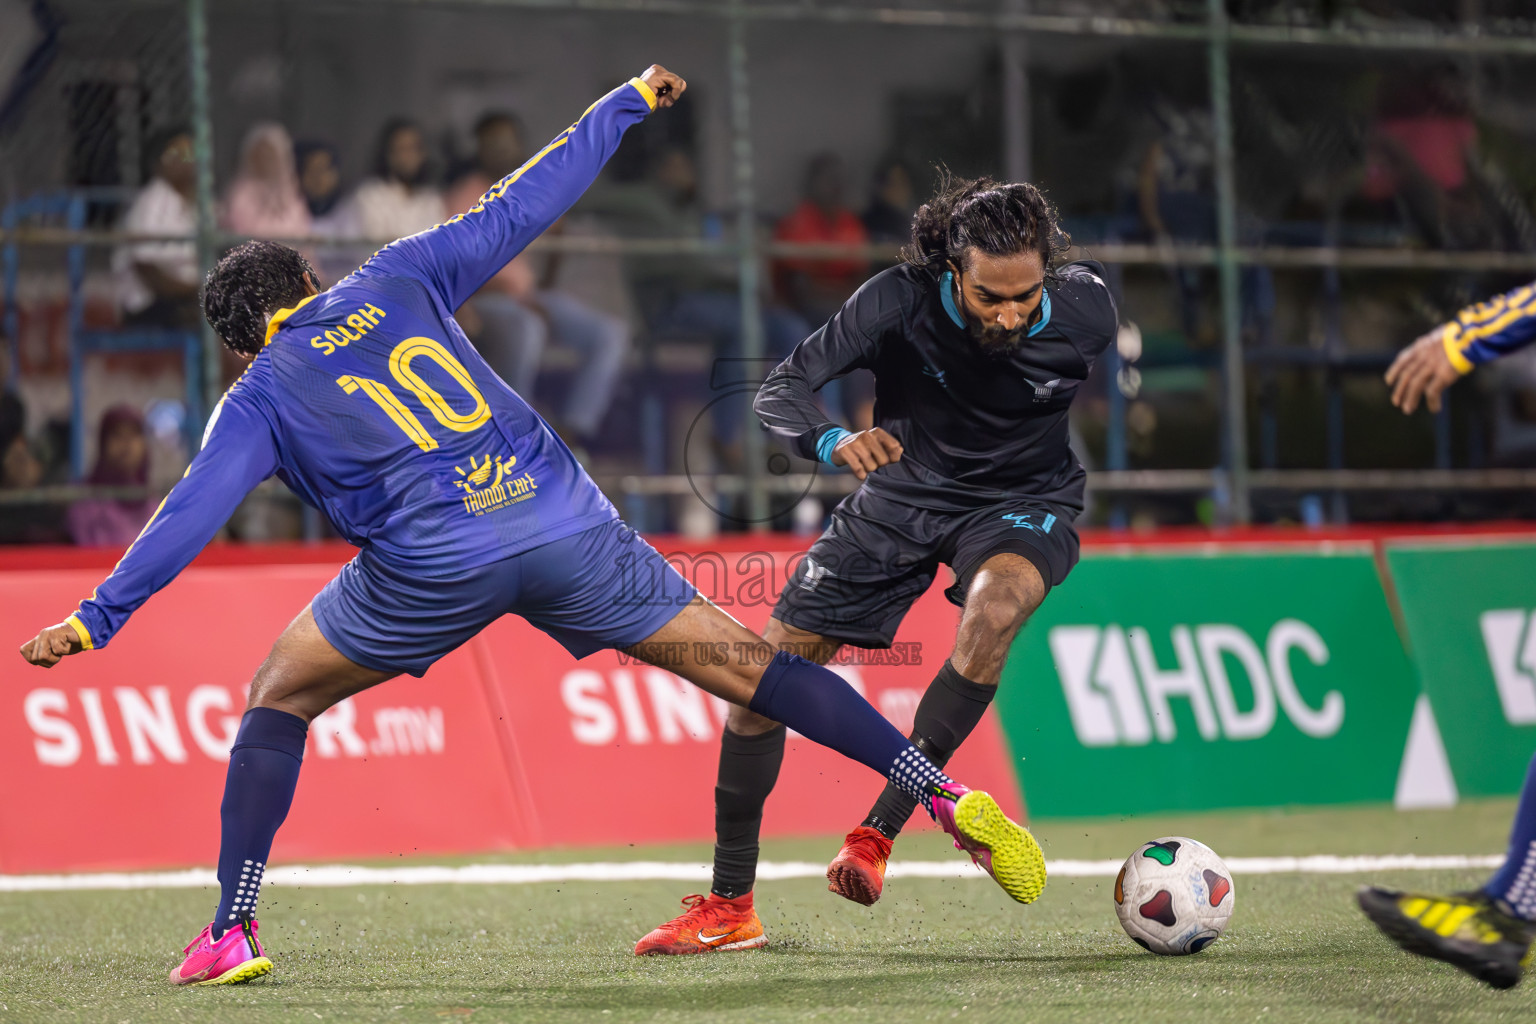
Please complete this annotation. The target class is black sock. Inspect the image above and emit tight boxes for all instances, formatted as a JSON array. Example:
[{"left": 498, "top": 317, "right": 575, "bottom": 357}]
[
  {"left": 862, "top": 661, "right": 996, "bottom": 840},
  {"left": 711, "top": 724, "right": 787, "bottom": 899}
]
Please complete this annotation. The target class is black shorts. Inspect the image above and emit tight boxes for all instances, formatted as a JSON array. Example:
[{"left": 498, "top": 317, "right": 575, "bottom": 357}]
[{"left": 772, "top": 487, "right": 1079, "bottom": 648}]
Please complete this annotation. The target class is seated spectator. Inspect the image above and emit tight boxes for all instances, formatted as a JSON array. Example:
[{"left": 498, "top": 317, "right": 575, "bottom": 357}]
[
  {"left": 67, "top": 404, "right": 157, "bottom": 547},
  {"left": 591, "top": 146, "right": 811, "bottom": 363},
  {"left": 223, "top": 123, "right": 311, "bottom": 241},
  {"left": 345, "top": 118, "right": 445, "bottom": 242},
  {"left": 862, "top": 158, "right": 917, "bottom": 244},
  {"left": 773, "top": 152, "right": 870, "bottom": 326},
  {"left": 446, "top": 111, "right": 630, "bottom": 445},
  {"left": 113, "top": 127, "right": 200, "bottom": 330},
  {"left": 294, "top": 139, "right": 359, "bottom": 283},
  {"left": 295, "top": 140, "right": 346, "bottom": 233},
  {"left": 0, "top": 392, "right": 66, "bottom": 544},
  {"left": 1361, "top": 68, "right": 1532, "bottom": 253},
  {"left": 845, "top": 157, "right": 918, "bottom": 429},
  {"left": 585, "top": 147, "right": 818, "bottom": 452},
  {"left": 1136, "top": 96, "right": 1274, "bottom": 346}
]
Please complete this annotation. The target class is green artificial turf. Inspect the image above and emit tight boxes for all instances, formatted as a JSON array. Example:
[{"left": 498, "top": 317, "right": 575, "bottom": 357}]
[{"left": 1, "top": 800, "right": 1530, "bottom": 1024}]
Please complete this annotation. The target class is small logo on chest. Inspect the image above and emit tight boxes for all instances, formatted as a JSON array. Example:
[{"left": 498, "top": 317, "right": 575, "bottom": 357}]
[
  {"left": 1024, "top": 377, "right": 1061, "bottom": 402},
  {"left": 922, "top": 365, "right": 949, "bottom": 389}
]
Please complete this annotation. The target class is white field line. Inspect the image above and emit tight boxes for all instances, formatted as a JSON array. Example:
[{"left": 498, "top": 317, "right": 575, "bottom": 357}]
[{"left": 0, "top": 854, "right": 1505, "bottom": 893}]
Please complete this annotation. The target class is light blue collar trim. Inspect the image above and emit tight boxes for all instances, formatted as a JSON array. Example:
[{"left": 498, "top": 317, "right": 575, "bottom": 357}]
[
  {"left": 940, "top": 270, "right": 965, "bottom": 329},
  {"left": 941, "top": 270, "right": 1052, "bottom": 337},
  {"left": 1028, "top": 289, "right": 1053, "bottom": 337}
]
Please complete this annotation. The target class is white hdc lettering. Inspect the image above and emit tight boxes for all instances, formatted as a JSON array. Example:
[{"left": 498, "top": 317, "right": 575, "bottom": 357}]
[{"left": 1052, "top": 619, "right": 1343, "bottom": 747}]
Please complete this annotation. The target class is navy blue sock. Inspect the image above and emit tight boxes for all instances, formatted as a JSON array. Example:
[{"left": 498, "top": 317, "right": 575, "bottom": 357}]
[
  {"left": 211, "top": 708, "right": 308, "bottom": 939},
  {"left": 748, "top": 651, "right": 954, "bottom": 808},
  {"left": 1485, "top": 751, "right": 1536, "bottom": 921}
]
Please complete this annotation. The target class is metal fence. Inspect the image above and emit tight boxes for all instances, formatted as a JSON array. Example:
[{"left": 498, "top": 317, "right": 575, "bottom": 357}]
[{"left": 3, "top": 0, "right": 1536, "bottom": 536}]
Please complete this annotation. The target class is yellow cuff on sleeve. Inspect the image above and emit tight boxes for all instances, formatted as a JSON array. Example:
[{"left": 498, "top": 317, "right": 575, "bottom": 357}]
[
  {"left": 629, "top": 77, "right": 659, "bottom": 111},
  {"left": 65, "top": 613, "right": 94, "bottom": 651},
  {"left": 1442, "top": 328, "right": 1475, "bottom": 375}
]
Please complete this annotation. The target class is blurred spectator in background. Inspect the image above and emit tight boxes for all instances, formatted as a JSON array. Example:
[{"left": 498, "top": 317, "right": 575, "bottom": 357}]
[
  {"left": 0, "top": 392, "right": 65, "bottom": 544},
  {"left": 1361, "top": 69, "right": 1535, "bottom": 253},
  {"left": 66, "top": 404, "right": 156, "bottom": 547},
  {"left": 294, "top": 139, "right": 357, "bottom": 282},
  {"left": 113, "top": 127, "right": 200, "bottom": 330},
  {"left": 593, "top": 147, "right": 808, "bottom": 360},
  {"left": 843, "top": 156, "right": 918, "bottom": 429},
  {"left": 1136, "top": 97, "right": 1274, "bottom": 346},
  {"left": 446, "top": 111, "right": 630, "bottom": 445},
  {"left": 773, "top": 152, "right": 869, "bottom": 326},
  {"left": 587, "top": 147, "right": 819, "bottom": 453},
  {"left": 223, "top": 123, "right": 311, "bottom": 241},
  {"left": 346, "top": 118, "right": 445, "bottom": 241},
  {"left": 295, "top": 140, "right": 346, "bottom": 232},
  {"left": 862, "top": 158, "right": 917, "bottom": 244}
]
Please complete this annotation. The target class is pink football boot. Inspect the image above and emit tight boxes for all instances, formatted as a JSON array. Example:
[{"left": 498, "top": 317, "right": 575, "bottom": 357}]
[
  {"left": 929, "top": 781, "right": 1048, "bottom": 905},
  {"left": 169, "top": 919, "right": 273, "bottom": 986}
]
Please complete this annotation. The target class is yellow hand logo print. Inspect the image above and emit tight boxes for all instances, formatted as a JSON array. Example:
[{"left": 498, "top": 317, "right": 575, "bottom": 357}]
[{"left": 455, "top": 454, "right": 507, "bottom": 493}]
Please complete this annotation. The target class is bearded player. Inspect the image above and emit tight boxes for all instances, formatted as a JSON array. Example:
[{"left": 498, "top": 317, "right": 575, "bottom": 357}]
[
  {"left": 17, "top": 70, "right": 1044, "bottom": 986},
  {"left": 636, "top": 177, "right": 1116, "bottom": 955},
  {"left": 1357, "top": 284, "right": 1536, "bottom": 989}
]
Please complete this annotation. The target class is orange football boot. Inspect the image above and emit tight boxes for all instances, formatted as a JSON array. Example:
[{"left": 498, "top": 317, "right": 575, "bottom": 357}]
[
  {"left": 826, "top": 826, "right": 894, "bottom": 906},
  {"left": 634, "top": 892, "right": 766, "bottom": 955}
]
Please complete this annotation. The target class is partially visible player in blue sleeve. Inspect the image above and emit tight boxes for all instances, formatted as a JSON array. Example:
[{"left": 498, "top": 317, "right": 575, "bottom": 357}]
[
  {"left": 1386, "top": 281, "right": 1536, "bottom": 413},
  {"left": 18, "top": 63, "right": 1046, "bottom": 987},
  {"left": 1363, "top": 279, "right": 1536, "bottom": 985}
]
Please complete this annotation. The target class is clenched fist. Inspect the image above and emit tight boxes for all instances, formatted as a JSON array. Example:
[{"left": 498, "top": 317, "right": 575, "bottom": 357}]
[
  {"left": 831, "top": 427, "right": 904, "bottom": 481},
  {"left": 19, "top": 622, "right": 84, "bottom": 668},
  {"left": 638, "top": 65, "right": 687, "bottom": 109}
]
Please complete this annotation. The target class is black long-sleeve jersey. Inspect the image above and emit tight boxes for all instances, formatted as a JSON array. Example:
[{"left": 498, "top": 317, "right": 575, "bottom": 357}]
[{"left": 755, "top": 260, "right": 1117, "bottom": 515}]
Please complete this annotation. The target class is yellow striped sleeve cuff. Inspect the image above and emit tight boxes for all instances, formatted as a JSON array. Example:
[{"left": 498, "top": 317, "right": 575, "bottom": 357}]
[
  {"left": 1442, "top": 327, "right": 1475, "bottom": 375},
  {"left": 65, "top": 613, "right": 94, "bottom": 651},
  {"left": 629, "top": 77, "right": 659, "bottom": 111}
]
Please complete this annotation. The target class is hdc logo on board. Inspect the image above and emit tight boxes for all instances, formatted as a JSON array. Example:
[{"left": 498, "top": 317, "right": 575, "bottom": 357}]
[
  {"left": 1048, "top": 619, "right": 1344, "bottom": 747},
  {"left": 1478, "top": 609, "right": 1536, "bottom": 726}
]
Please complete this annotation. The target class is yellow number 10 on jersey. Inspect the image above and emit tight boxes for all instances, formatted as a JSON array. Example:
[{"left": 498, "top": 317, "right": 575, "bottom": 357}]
[{"left": 336, "top": 336, "right": 490, "bottom": 451}]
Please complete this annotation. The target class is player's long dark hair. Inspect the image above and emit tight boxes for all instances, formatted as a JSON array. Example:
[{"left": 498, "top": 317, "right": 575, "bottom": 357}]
[{"left": 903, "top": 173, "right": 1069, "bottom": 275}]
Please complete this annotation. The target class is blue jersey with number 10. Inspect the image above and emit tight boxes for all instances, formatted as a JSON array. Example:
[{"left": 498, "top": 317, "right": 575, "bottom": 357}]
[{"left": 66, "top": 78, "right": 661, "bottom": 652}]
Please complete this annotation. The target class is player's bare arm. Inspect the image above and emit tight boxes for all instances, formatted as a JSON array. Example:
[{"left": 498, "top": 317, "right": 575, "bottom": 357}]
[{"left": 1385, "top": 323, "right": 1462, "bottom": 415}]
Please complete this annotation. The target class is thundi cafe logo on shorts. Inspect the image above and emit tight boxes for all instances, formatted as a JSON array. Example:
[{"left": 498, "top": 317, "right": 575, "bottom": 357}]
[
  {"left": 1048, "top": 620, "right": 1344, "bottom": 747},
  {"left": 454, "top": 452, "right": 536, "bottom": 516}
]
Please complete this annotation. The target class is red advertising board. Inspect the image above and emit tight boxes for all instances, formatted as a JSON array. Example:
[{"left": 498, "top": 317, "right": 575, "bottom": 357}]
[{"left": 0, "top": 541, "right": 1022, "bottom": 873}]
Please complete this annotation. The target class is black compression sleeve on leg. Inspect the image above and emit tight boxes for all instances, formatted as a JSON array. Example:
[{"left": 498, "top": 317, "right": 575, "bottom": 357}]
[
  {"left": 711, "top": 724, "right": 787, "bottom": 899},
  {"left": 862, "top": 660, "right": 996, "bottom": 839}
]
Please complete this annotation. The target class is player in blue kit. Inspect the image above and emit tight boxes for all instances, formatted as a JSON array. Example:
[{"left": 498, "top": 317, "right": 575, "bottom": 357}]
[
  {"left": 1356, "top": 282, "right": 1536, "bottom": 989},
  {"left": 17, "top": 65, "right": 1043, "bottom": 986}
]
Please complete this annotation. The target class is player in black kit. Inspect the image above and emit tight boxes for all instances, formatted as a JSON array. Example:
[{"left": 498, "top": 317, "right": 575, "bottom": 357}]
[{"left": 636, "top": 176, "right": 1117, "bottom": 955}]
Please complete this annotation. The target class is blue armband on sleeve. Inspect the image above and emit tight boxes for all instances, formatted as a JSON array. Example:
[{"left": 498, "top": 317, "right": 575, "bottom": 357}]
[{"left": 816, "top": 427, "right": 851, "bottom": 465}]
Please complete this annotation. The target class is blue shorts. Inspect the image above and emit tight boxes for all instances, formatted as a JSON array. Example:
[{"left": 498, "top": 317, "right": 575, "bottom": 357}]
[{"left": 311, "top": 518, "right": 697, "bottom": 677}]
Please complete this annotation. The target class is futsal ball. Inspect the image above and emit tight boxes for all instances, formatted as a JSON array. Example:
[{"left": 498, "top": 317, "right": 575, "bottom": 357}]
[{"left": 1113, "top": 836, "right": 1234, "bottom": 955}]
